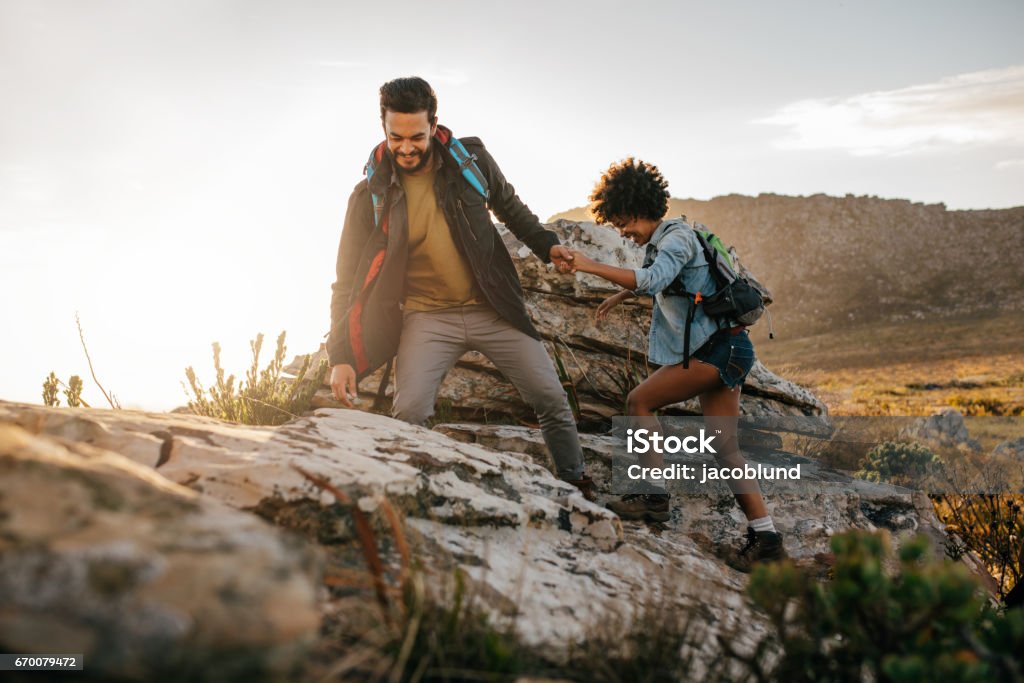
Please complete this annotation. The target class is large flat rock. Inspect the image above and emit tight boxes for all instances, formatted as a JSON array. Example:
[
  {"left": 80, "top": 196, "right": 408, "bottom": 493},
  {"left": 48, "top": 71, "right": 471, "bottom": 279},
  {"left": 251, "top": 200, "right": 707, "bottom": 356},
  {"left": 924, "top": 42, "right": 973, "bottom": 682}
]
[{"left": 0, "top": 423, "right": 321, "bottom": 681}]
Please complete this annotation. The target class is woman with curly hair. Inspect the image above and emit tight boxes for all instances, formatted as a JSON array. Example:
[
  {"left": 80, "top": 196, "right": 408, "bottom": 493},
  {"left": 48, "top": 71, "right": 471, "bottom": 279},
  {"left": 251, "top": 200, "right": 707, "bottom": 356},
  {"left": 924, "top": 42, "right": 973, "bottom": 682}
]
[{"left": 568, "top": 157, "right": 787, "bottom": 571}]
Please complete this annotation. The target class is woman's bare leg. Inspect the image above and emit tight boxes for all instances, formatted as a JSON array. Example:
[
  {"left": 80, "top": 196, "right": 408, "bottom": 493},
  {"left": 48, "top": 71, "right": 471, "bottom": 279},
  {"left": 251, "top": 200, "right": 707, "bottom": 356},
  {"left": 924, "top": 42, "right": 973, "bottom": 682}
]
[
  {"left": 699, "top": 386, "right": 769, "bottom": 521},
  {"left": 625, "top": 361, "right": 722, "bottom": 469}
]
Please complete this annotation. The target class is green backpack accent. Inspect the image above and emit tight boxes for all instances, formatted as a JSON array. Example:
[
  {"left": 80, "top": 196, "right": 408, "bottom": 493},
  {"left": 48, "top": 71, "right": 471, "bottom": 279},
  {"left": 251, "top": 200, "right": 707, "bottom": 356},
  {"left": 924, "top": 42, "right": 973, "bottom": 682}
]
[{"left": 701, "top": 230, "right": 735, "bottom": 270}]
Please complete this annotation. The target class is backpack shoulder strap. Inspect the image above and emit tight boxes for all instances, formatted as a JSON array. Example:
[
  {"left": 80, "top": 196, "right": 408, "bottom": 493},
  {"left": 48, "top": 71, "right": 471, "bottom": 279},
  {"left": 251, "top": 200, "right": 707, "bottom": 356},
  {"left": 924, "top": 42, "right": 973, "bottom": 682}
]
[
  {"left": 364, "top": 142, "right": 388, "bottom": 228},
  {"left": 693, "top": 228, "right": 739, "bottom": 285},
  {"left": 363, "top": 128, "right": 489, "bottom": 227},
  {"left": 435, "top": 127, "right": 489, "bottom": 201}
]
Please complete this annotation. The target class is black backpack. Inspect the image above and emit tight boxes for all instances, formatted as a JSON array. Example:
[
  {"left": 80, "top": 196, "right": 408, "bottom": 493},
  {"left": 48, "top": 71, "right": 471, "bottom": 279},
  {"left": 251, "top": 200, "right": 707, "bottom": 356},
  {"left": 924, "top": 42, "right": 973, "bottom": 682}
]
[{"left": 663, "top": 218, "right": 773, "bottom": 367}]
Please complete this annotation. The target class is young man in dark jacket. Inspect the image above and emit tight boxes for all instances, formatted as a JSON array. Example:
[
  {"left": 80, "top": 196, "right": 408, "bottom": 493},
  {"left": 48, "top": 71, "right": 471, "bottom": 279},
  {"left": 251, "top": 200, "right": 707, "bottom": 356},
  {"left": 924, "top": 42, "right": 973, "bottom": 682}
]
[{"left": 327, "top": 76, "right": 595, "bottom": 500}]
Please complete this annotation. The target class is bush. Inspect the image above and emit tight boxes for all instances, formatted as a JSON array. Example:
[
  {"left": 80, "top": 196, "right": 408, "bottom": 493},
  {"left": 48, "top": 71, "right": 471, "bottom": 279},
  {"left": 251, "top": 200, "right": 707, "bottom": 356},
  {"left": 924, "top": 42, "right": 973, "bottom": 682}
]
[
  {"left": 933, "top": 492, "right": 1024, "bottom": 605},
  {"left": 184, "top": 331, "right": 327, "bottom": 426},
  {"left": 946, "top": 395, "right": 1023, "bottom": 417},
  {"left": 856, "top": 441, "right": 941, "bottom": 488},
  {"left": 41, "top": 372, "right": 89, "bottom": 408},
  {"left": 741, "top": 531, "right": 1024, "bottom": 682}
]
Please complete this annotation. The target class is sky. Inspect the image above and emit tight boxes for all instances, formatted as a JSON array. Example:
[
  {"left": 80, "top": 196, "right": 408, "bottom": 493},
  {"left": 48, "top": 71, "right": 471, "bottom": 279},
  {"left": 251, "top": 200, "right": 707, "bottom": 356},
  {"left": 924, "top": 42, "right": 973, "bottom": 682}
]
[{"left": 2, "top": 0, "right": 1023, "bottom": 411}]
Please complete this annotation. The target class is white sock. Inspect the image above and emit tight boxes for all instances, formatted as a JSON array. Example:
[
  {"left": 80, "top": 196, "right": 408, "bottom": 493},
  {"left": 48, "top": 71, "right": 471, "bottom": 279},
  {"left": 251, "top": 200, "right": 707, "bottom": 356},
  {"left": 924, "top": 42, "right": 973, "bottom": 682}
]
[
  {"left": 649, "top": 475, "right": 667, "bottom": 495},
  {"left": 750, "top": 516, "right": 776, "bottom": 533}
]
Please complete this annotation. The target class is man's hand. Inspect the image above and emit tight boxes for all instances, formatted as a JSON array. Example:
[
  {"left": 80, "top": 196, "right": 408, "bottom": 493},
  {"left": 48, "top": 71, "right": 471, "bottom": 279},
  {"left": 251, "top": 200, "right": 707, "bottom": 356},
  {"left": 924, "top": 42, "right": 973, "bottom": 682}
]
[
  {"left": 330, "top": 364, "right": 358, "bottom": 408},
  {"left": 549, "top": 244, "right": 576, "bottom": 273},
  {"left": 565, "top": 249, "right": 597, "bottom": 274}
]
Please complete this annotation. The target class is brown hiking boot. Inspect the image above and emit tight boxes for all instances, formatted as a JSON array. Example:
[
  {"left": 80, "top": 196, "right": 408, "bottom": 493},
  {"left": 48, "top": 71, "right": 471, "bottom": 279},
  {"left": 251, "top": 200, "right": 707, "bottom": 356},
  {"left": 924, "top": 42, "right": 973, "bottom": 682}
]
[
  {"left": 564, "top": 473, "right": 598, "bottom": 502},
  {"left": 606, "top": 493, "right": 671, "bottom": 522},
  {"left": 726, "top": 527, "right": 788, "bottom": 573}
]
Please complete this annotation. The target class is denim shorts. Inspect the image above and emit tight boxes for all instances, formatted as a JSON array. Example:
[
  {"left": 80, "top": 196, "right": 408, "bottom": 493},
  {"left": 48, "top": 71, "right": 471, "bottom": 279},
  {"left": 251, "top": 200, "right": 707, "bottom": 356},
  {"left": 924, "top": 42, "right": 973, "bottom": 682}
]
[{"left": 692, "top": 329, "right": 755, "bottom": 388}]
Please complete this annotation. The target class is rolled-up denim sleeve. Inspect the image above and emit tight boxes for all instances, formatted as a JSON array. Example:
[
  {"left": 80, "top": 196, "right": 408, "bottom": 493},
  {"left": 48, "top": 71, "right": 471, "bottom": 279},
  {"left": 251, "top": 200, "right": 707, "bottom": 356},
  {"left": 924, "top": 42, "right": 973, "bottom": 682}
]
[{"left": 632, "top": 231, "right": 697, "bottom": 295}]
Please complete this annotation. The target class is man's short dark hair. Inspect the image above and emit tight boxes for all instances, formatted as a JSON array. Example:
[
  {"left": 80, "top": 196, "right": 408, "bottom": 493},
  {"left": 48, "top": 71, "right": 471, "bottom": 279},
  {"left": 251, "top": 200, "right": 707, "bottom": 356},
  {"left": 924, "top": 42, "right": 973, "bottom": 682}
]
[
  {"left": 379, "top": 77, "right": 438, "bottom": 124},
  {"left": 589, "top": 157, "right": 670, "bottom": 224}
]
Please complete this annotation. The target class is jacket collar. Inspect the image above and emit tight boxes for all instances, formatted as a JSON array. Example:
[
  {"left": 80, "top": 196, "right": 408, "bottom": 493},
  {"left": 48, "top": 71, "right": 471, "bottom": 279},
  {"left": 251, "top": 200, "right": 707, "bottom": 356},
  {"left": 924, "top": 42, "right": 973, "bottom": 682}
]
[{"left": 648, "top": 218, "right": 687, "bottom": 248}]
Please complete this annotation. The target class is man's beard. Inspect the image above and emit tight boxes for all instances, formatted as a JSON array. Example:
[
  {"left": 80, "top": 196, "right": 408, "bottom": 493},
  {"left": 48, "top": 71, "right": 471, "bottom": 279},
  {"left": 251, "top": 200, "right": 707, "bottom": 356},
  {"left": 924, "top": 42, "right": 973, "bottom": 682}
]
[{"left": 393, "top": 143, "right": 432, "bottom": 174}]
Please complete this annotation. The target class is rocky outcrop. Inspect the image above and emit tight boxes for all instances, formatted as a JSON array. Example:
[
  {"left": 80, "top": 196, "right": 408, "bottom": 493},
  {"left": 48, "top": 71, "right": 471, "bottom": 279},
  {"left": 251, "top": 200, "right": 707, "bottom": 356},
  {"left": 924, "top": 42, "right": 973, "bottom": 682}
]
[
  {"left": 432, "top": 422, "right": 967, "bottom": 563},
  {"left": 292, "top": 220, "right": 826, "bottom": 424},
  {"left": 0, "top": 421, "right": 321, "bottom": 681},
  {"left": 0, "top": 399, "right": 994, "bottom": 679}
]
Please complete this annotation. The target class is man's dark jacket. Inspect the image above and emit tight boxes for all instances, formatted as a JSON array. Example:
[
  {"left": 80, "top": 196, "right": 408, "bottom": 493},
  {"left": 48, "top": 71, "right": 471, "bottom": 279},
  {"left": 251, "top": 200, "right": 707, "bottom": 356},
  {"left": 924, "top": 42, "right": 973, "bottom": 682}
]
[{"left": 328, "top": 135, "right": 560, "bottom": 379}]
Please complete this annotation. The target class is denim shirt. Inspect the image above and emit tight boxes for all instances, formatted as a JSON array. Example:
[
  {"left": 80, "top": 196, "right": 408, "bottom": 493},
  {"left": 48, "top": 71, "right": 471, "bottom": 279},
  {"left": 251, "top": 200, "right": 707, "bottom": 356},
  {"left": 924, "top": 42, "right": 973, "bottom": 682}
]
[{"left": 631, "top": 219, "right": 722, "bottom": 365}]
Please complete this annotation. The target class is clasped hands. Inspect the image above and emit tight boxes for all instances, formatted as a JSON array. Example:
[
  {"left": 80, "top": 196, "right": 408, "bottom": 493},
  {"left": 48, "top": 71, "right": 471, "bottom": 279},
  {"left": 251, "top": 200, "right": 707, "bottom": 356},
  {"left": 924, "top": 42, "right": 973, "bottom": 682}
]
[{"left": 548, "top": 245, "right": 596, "bottom": 274}]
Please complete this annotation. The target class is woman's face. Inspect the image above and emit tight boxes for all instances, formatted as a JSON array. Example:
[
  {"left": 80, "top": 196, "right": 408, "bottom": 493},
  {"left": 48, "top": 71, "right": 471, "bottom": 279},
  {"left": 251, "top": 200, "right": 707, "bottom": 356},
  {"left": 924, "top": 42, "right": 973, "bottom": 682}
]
[{"left": 612, "top": 217, "right": 658, "bottom": 246}]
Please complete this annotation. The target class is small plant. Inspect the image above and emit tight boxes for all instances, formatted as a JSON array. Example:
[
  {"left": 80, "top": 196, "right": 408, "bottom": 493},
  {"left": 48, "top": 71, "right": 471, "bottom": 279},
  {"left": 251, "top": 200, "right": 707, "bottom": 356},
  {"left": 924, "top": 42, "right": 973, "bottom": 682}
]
[
  {"left": 856, "top": 440, "right": 942, "bottom": 488},
  {"left": 739, "top": 531, "right": 1024, "bottom": 682},
  {"left": 63, "top": 375, "right": 84, "bottom": 407},
  {"left": 42, "top": 372, "right": 60, "bottom": 407},
  {"left": 184, "top": 331, "right": 328, "bottom": 426},
  {"left": 551, "top": 339, "right": 582, "bottom": 422},
  {"left": 598, "top": 350, "right": 650, "bottom": 416}
]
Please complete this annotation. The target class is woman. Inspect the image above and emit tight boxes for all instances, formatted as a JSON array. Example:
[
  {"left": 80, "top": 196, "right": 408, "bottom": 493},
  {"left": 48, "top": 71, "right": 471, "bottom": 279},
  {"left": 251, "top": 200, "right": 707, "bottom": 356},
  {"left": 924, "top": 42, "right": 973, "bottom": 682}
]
[{"left": 568, "top": 157, "right": 786, "bottom": 572}]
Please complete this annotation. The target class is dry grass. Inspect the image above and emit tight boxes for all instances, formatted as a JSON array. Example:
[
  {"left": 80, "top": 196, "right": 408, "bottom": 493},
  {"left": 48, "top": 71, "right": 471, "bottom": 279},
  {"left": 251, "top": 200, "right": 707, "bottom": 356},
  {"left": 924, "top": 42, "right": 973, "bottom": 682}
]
[{"left": 752, "top": 312, "right": 1024, "bottom": 417}]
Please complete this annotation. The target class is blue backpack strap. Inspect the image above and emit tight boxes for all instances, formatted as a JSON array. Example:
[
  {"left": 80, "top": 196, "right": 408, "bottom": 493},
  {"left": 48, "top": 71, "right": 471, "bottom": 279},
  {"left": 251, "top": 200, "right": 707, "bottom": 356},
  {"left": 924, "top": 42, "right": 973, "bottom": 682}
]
[
  {"left": 434, "top": 125, "right": 489, "bottom": 201},
  {"left": 363, "top": 128, "right": 488, "bottom": 227},
  {"left": 446, "top": 137, "right": 489, "bottom": 201}
]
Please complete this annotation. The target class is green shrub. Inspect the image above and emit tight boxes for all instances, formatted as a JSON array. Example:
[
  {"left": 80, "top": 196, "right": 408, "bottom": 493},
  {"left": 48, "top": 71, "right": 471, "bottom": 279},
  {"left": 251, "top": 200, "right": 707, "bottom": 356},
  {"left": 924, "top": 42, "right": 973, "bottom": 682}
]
[
  {"left": 856, "top": 441, "right": 941, "bottom": 488},
  {"left": 184, "top": 331, "right": 327, "bottom": 426},
  {"left": 742, "top": 531, "right": 1024, "bottom": 682}
]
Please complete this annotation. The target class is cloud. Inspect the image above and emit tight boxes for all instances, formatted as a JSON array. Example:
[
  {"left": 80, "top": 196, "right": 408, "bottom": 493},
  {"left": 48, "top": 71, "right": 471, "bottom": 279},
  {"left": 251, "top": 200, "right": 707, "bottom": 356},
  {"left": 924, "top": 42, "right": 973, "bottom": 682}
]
[
  {"left": 995, "top": 158, "right": 1024, "bottom": 170},
  {"left": 756, "top": 65, "right": 1024, "bottom": 156}
]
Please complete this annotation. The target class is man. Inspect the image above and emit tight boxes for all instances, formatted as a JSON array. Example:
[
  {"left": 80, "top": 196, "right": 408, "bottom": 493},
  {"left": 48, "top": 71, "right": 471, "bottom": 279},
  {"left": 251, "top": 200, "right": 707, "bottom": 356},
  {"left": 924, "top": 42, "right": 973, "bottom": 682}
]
[{"left": 327, "top": 76, "right": 595, "bottom": 500}]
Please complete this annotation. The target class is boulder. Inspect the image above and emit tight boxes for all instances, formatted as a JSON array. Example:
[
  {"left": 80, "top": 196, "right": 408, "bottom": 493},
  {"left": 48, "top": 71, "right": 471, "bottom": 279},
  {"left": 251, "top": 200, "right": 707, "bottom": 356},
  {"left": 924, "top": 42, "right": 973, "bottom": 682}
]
[
  {"left": 992, "top": 436, "right": 1024, "bottom": 460},
  {"left": 0, "top": 422, "right": 321, "bottom": 681},
  {"left": 903, "top": 407, "right": 982, "bottom": 450}
]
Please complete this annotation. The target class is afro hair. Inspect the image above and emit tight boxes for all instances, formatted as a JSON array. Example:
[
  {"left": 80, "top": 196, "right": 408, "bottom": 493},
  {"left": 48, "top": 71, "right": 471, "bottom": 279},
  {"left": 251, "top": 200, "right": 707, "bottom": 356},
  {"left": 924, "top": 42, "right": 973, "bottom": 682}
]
[{"left": 588, "top": 157, "right": 669, "bottom": 225}]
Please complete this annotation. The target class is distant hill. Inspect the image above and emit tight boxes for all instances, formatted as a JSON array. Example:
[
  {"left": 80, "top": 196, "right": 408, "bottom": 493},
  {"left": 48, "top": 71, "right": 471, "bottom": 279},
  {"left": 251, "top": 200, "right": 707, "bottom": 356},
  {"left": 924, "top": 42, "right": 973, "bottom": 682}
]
[{"left": 549, "top": 194, "right": 1024, "bottom": 338}]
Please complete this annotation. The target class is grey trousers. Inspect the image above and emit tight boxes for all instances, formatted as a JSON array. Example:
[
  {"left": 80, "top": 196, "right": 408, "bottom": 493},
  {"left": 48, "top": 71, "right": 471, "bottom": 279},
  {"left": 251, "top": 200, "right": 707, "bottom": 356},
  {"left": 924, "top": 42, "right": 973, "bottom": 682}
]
[{"left": 392, "top": 304, "right": 585, "bottom": 479}]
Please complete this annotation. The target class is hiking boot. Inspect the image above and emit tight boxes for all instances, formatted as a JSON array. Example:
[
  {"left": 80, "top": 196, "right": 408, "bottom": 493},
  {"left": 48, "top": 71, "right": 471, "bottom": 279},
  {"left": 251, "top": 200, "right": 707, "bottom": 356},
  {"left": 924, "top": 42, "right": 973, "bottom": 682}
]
[
  {"left": 726, "top": 527, "right": 788, "bottom": 573},
  {"left": 607, "top": 493, "right": 671, "bottom": 522},
  {"left": 563, "top": 473, "right": 598, "bottom": 502}
]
